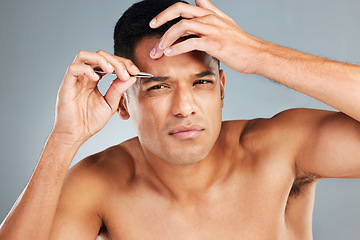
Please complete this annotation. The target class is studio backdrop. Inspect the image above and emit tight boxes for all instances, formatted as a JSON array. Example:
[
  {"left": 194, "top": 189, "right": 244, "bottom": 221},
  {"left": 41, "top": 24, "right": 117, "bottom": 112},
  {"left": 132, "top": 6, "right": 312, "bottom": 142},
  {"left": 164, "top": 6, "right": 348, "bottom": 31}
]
[{"left": 1, "top": 0, "right": 360, "bottom": 239}]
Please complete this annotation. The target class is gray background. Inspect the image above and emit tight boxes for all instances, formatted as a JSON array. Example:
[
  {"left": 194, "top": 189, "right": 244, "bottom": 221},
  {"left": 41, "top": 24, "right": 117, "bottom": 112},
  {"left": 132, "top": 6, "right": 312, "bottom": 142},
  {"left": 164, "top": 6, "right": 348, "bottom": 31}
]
[{"left": 1, "top": 0, "right": 360, "bottom": 239}]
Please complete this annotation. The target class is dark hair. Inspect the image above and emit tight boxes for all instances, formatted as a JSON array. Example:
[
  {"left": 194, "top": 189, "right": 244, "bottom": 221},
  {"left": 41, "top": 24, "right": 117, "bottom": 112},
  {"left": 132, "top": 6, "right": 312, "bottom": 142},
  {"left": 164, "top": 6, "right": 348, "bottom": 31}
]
[{"left": 114, "top": 0, "right": 188, "bottom": 62}]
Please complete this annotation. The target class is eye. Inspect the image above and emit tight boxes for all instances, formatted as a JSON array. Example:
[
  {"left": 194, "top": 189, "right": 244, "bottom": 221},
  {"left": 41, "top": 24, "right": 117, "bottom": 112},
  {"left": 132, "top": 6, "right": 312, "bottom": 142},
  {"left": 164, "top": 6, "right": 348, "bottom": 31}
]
[
  {"left": 194, "top": 79, "right": 213, "bottom": 85},
  {"left": 147, "top": 84, "right": 167, "bottom": 91}
]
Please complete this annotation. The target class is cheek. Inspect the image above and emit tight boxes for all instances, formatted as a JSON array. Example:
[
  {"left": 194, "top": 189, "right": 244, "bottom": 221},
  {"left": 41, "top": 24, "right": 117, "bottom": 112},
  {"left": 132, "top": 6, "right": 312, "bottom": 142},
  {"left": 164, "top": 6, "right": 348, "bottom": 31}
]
[
  {"left": 132, "top": 98, "right": 170, "bottom": 136},
  {"left": 196, "top": 90, "right": 223, "bottom": 131},
  {"left": 196, "top": 87, "right": 223, "bottom": 112}
]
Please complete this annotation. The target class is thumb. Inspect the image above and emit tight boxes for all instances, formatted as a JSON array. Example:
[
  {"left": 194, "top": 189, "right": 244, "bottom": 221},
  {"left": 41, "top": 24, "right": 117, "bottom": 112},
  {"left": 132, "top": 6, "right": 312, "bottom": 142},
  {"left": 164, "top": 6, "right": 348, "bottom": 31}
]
[{"left": 104, "top": 77, "right": 136, "bottom": 113}]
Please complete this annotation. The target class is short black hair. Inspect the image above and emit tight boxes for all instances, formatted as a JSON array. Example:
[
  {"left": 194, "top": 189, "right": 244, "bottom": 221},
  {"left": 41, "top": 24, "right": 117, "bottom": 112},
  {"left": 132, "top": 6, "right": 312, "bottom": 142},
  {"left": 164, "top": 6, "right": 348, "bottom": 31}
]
[{"left": 114, "top": 0, "right": 188, "bottom": 62}]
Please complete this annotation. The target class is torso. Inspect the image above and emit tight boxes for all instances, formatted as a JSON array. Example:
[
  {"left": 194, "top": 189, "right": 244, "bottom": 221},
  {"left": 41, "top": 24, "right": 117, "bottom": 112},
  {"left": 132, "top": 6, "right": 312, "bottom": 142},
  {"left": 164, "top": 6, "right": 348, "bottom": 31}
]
[{"left": 77, "top": 114, "right": 319, "bottom": 240}]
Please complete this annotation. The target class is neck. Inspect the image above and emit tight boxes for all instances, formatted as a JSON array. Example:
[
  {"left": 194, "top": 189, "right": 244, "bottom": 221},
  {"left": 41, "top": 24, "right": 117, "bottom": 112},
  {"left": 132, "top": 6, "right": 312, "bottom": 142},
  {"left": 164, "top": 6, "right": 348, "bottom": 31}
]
[{"left": 139, "top": 139, "right": 233, "bottom": 202}]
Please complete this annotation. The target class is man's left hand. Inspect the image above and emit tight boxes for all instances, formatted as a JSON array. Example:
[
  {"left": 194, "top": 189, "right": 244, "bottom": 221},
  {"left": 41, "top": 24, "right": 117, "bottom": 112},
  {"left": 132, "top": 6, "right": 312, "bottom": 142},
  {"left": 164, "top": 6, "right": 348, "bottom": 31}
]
[{"left": 149, "top": 0, "right": 266, "bottom": 74}]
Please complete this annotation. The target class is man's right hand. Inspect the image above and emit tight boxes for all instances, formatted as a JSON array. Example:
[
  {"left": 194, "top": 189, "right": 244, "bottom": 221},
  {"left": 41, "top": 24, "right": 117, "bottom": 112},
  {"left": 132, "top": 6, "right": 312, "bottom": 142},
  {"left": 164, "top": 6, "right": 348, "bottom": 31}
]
[{"left": 52, "top": 50, "right": 139, "bottom": 146}]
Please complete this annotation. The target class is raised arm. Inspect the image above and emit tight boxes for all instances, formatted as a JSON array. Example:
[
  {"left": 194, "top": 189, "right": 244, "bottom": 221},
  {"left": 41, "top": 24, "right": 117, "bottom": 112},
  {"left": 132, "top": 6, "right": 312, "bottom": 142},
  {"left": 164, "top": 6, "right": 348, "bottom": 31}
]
[
  {"left": 149, "top": 0, "right": 360, "bottom": 122},
  {"left": 149, "top": 0, "right": 360, "bottom": 178},
  {"left": 0, "top": 50, "right": 139, "bottom": 240}
]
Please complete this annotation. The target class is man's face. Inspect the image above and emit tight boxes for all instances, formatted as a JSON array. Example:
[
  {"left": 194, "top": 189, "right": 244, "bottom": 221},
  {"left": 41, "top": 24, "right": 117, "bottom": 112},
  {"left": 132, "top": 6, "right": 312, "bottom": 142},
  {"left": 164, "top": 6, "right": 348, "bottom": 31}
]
[{"left": 123, "top": 37, "right": 225, "bottom": 164}]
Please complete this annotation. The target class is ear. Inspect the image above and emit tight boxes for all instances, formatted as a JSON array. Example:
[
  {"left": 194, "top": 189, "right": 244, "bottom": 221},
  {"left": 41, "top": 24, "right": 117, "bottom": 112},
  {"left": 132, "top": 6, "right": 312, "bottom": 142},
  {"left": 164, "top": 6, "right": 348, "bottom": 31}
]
[
  {"left": 118, "top": 94, "right": 130, "bottom": 120},
  {"left": 219, "top": 69, "right": 225, "bottom": 108}
]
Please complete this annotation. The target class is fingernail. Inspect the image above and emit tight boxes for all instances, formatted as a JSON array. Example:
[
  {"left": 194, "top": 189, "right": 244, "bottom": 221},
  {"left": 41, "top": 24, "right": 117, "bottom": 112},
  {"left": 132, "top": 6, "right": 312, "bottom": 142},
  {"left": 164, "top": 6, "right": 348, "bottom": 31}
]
[
  {"left": 164, "top": 48, "right": 172, "bottom": 56},
  {"left": 124, "top": 70, "right": 130, "bottom": 79},
  {"left": 150, "top": 48, "right": 156, "bottom": 57},
  {"left": 150, "top": 18, "right": 157, "bottom": 27}
]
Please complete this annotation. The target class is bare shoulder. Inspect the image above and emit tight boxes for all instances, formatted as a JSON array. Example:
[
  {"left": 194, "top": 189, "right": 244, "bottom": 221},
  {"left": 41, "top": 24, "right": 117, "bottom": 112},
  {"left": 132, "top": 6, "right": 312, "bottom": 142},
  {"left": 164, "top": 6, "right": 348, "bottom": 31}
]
[
  {"left": 57, "top": 137, "right": 142, "bottom": 213},
  {"left": 51, "top": 138, "right": 142, "bottom": 238},
  {"left": 226, "top": 109, "right": 336, "bottom": 193},
  {"left": 238, "top": 108, "right": 336, "bottom": 147},
  {"left": 235, "top": 108, "right": 336, "bottom": 174},
  {"left": 58, "top": 137, "right": 141, "bottom": 205},
  {"left": 66, "top": 137, "right": 141, "bottom": 191}
]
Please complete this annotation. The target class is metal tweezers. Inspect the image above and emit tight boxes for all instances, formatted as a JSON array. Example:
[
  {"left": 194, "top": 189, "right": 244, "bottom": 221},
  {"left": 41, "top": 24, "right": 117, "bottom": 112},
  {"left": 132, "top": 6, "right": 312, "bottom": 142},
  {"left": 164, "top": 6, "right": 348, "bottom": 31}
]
[{"left": 94, "top": 69, "right": 153, "bottom": 78}]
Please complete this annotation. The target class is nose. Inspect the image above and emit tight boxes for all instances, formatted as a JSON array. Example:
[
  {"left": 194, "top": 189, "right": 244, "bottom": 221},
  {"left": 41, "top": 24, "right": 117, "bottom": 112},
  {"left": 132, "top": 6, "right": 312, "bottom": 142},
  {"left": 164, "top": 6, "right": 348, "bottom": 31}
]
[{"left": 171, "top": 86, "right": 197, "bottom": 118}]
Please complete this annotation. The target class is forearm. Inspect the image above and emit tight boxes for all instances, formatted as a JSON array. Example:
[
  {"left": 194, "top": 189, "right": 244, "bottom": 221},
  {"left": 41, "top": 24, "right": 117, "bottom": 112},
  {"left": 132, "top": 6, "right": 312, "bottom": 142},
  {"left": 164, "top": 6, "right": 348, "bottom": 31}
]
[
  {"left": 0, "top": 133, "right": 81, "bottom": 240},
  {"left": 256, "top": 42, "right": 360, "bottom": 121}
]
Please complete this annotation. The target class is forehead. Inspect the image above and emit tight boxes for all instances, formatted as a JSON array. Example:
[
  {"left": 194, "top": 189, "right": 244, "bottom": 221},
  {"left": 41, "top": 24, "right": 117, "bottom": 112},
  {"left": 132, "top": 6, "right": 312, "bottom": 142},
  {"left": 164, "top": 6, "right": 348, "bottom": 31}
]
[{"left": 134, "top": 37, "right": 218, "bottom": 76}]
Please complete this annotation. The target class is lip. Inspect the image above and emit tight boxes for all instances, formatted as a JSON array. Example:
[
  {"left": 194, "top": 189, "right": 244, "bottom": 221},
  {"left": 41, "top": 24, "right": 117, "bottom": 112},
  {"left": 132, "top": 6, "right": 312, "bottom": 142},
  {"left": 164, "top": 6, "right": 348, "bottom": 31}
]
[{"left": 169, "top": 124, "right": 205, "bottom": 139}]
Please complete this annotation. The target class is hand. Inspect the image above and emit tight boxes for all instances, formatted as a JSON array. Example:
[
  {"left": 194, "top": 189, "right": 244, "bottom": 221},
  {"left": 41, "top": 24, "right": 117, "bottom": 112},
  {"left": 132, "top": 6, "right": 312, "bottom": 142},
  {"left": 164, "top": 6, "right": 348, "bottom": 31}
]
[
  {"left": 52, "top": 50, "right": 140, "bottom": 146},
  {"left": 149, "top": 0, "right": 266, "bottom": 74}
]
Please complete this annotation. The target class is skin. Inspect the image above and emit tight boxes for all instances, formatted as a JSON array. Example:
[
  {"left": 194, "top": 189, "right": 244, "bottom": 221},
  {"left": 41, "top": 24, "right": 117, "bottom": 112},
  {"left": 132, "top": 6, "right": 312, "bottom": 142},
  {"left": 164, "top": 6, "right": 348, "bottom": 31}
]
[
  {"left": 55, "top": 39, "right": 319, "bottom": 240},
  {"left": 1, "top": 0, "right": 360, "bottom": 239},
  {"left": 125, "top": 38, "right": 224, "bottom": 166},
  {"left": 51, "top": 39, "right": 360, "bottom": 239}
]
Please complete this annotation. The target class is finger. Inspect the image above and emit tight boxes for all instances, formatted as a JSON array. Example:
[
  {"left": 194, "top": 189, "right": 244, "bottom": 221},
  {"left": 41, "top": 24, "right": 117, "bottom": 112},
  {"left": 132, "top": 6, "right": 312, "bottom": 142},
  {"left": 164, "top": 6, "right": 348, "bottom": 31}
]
[
  {"left": 96, "top": 50, "right": 140, "bottom": 81},
  {"left": 195, "top": 0, "right": 231, "bottom": 21},
  {"left": 104, "top": 77, "right": 136, "bottom": 112},
  {"left": 63, "top": 63, "right": 100, "bottom": 90},
  {"left": 73, "top": 50, "right": 114, "bottom": 74},
  {"left": 163, "top": 37, "right": 207, "bottom": 57},
  {"left": 150, "top": 19, "right": 213, "bottom": 59},
  {"left": 149, "top": 2, "right": 212, "bottom": 29}
]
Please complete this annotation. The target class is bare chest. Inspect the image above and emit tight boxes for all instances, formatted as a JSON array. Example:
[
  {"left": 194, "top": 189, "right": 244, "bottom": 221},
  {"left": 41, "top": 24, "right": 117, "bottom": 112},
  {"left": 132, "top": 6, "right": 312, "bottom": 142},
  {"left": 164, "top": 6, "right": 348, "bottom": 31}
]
[{"left": 99, "top": 172, "right": 313, "bottom": 240}]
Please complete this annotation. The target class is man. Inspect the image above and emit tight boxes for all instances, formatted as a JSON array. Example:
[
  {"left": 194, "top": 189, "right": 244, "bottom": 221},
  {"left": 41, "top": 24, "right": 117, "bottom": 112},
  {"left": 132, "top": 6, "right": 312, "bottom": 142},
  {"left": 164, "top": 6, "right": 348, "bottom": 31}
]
[{"left": 1, "top": 0, "right": 360, "bottom": 239}]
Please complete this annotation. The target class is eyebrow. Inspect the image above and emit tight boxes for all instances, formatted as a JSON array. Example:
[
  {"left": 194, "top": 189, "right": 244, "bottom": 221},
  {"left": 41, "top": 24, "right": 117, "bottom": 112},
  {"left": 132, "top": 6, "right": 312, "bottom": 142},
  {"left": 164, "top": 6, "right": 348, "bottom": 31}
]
[
  {"left": 194, "top": 71, "right": 216, "bottom": 78},
  {"left": 141, "top": 76, "right": 169, "bottom": 84},
  {"left": 141, "top": 71, "right": 216, "bottom": 84}
]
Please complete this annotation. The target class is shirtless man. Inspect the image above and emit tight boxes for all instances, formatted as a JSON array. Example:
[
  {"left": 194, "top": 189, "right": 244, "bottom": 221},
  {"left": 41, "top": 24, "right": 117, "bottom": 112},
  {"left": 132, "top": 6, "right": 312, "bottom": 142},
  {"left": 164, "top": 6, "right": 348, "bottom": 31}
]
[{"left": 1, "top": 0, "right": 360, "bottom": 239}]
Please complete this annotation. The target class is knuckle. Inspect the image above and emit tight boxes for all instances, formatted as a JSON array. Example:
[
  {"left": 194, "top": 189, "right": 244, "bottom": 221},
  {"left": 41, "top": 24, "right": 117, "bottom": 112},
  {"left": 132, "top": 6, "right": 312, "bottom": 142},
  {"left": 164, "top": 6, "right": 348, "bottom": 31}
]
[
  {"left": 77, "top": 50, "right": 87, "bottom": 58},
  {"left": 96, "top": 50, "right": 106, "bottom": 55},
  {"left": 208, "top": 13, "right": 218, "bottom": 21},
  {"left": 179, "top": 19, "right": 190, "bottom": 27},
  {"left": 68, "top": 63, "right": 77, "bottom": 72},
  {"left": 98, "top": 55, "right": 107, "bottom": 64},
  {"left": 205, "top": 14, "right": 220, "bottom": 24},
  {"left": 174, "top": 2, "right": 185, "bottom": 10},
  {"left": 96, "top": 52, "right": 108, "bottom": 63}
]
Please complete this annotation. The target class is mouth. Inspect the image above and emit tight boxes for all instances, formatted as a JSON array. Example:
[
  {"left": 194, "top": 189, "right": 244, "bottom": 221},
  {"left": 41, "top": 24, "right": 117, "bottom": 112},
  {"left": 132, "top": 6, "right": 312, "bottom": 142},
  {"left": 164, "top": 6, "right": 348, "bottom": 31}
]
[{"left": 169, "top": 124, "right": 205, "bottom": 139}]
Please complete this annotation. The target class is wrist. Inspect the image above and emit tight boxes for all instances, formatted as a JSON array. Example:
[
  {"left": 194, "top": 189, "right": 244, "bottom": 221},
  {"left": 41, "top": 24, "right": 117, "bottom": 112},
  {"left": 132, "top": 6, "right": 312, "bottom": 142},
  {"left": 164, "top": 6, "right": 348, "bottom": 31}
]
[
  {"left": 35, "top": 133, "right": 83, "bottom": 173},
  {"left": 236, "top": 34, "right": 274, "bottom": 75},
  {"left": 250, "top": 40, "right": 278, "bottom": 77},
  {"left": 47, "top": 130, "right": 85, "bottom": 151}
]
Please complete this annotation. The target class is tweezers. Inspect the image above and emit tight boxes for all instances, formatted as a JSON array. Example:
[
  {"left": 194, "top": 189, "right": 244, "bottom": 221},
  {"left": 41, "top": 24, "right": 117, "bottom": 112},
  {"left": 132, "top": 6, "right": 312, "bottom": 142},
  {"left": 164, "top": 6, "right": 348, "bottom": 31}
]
[{"left": 94, "top": 69, "right": 153, "bottom": 78}]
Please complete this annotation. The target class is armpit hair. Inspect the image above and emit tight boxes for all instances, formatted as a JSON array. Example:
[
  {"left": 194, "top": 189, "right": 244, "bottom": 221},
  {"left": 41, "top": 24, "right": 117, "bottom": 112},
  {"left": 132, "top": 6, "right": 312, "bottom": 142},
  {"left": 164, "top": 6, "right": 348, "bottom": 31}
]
[
  {"left": 289, "top": 166, "right": 321, "bottom": 198},
  {"left": 289, "top": 174, "right": 318, "bottom": 197}
]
